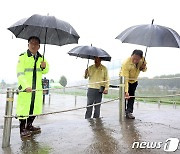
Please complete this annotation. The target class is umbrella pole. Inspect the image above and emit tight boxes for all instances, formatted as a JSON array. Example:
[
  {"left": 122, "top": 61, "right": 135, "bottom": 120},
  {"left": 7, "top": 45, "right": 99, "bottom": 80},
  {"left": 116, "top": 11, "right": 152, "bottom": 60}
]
[
  {"left": 144, "top": 46, "right": 148, "bottom": 59},
  {"left": 142, "top": 46, "right": 148, "bottom": 65},
  {"left": 43, "top": 44, "right": 46, "bottom": 61},
  {"left": 43, "top": 28, "right": 48, "bottom": 61}
]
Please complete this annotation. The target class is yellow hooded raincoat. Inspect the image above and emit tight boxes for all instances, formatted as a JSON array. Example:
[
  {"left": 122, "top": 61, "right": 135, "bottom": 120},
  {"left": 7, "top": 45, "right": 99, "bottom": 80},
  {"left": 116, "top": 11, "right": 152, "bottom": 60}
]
[{"left": 16, "top": 50, "right": 49, "bottom": 119}]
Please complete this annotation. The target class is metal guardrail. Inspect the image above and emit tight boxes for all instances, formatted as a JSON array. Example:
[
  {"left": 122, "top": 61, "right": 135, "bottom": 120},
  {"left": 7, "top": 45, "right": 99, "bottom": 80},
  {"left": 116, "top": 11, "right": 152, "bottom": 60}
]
[{"left": 1, "top": 76, "right": 180, "bottom": 148}]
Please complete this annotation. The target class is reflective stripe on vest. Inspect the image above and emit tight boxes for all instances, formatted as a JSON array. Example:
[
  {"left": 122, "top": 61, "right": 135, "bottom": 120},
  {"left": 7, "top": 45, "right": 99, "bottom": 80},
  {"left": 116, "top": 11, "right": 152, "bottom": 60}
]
[
  {"left": 17, "top": 72, "right": 25, "bottom": 77},
  {"left": 17, "top": 68, "right": 42, "bottom": 77},
  {"left": 24, "top": 68, "right": 41, "bottom": 72}
]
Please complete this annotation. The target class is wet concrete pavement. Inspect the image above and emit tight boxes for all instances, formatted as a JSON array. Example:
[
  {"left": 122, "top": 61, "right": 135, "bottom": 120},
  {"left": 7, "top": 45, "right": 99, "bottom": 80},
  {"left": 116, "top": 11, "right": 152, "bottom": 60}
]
[{"left": 0, "top": 93, "right": 180, "bottom": 154}]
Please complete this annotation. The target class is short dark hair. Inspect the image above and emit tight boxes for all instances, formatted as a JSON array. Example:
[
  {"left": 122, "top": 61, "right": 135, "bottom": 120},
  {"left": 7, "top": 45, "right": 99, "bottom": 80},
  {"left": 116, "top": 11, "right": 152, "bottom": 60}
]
[
  {"left": 28, "top": 36, "right": 40, "bottom": 44},
  {"left": 131, "top": 49, "right": 143, "bottom": 58}
]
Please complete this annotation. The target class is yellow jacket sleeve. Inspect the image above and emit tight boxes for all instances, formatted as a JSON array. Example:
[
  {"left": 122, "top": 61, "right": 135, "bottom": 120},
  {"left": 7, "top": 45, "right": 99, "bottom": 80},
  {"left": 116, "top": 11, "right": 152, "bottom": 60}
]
[
  {"left": 119, "top": 63, "right": 129, "bottom": 93},
  {"left": 104, "top": 67, "right": 109, "bottom": 91}
]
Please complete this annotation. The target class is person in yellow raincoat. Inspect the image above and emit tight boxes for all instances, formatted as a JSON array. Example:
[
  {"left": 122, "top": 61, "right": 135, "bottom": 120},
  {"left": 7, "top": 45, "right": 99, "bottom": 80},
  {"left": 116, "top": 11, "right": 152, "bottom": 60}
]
[
  {"left": 120, "top": 49, "right": 147, "bottom": 119},
  {"left": 84, "top": 57, "right": 109, "bottom": 119},
  {"left": 16, "top": 36, "right": 49, "bottom": 138}
]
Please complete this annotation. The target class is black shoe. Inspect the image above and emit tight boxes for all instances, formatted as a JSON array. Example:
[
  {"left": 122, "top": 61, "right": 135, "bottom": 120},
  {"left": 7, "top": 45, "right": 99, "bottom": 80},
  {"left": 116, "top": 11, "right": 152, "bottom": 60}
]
[
  {"left": 126, "top": 113, "right": 135, "bottom": 119},
  {"left": 27, "top": 125, "right": 41, "bottom": 134},
  {"left": 20, "top": 129, "right": 31, "bottom": 138}
]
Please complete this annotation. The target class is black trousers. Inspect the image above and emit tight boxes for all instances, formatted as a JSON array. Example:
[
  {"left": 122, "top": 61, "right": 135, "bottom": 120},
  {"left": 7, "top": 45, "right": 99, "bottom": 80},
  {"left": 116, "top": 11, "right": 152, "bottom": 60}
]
[
  {"left": 19, "top": 116, "right": 36, "bottom": 131},
  {"left": 125, "top": 81, "right": 138, "bottom": 114}
]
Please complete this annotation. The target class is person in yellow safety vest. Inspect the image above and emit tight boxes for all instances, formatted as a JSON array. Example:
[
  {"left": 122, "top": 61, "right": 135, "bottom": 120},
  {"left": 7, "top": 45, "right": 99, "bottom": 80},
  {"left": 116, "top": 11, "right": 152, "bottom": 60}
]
[
  {"left": 16, "top": 36, "right": 49, "bottom": 138},
  {"left": 120, "top": 49, "right": 147, "bottom": 119}
]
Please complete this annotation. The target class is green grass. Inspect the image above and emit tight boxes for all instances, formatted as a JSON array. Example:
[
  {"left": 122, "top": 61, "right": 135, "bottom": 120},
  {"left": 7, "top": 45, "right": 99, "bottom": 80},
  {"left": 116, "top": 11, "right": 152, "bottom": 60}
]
[
  {"left": 136, "top": 98, "right": 180, "bottom": 105},
  {"left": 50, "top": 88, "right": 180, "bottom": 105}
]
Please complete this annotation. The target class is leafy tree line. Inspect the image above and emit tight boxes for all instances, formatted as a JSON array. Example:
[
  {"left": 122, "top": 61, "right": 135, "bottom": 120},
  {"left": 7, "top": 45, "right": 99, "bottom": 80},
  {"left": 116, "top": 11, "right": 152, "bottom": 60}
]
[
  {"left": 138, "top": 74, "right": 180, "bottom": 89},
  {"left": 109, "top": 74, "right": 180, "bottom": 90}
]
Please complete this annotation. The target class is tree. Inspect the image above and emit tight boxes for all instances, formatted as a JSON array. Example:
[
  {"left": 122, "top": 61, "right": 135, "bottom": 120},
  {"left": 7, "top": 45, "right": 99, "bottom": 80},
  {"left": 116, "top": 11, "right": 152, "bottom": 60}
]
[
  {"left": 50, "top": 79, "right": 55, "bottom": 83},
  {"left": 59, "top": 76, "right": 67, "bottom": 93},
  {"left": 0, "top": 80, "right": 6, "bottom": 89}
]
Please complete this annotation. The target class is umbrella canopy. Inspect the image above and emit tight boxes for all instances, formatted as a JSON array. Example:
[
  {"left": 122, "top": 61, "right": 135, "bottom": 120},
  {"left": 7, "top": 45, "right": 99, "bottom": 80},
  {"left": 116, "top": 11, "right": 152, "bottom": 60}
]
[
  {"left": 8, "top": 14, "right": 80, "bottom": 57},
  {"left": 68, "top": 45, "right": 111, "bottom": 61},
  {"left": 116, "top": 20, "right": 180, "bottom": 56}
]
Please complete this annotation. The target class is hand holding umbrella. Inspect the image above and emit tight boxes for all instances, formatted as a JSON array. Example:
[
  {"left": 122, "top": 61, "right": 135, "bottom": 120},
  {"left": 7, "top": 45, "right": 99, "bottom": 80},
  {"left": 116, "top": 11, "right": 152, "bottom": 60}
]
[
  {"left": 40, "top": 61, "right": 46, "bottom": 69},
  {"left": 84, "top": 68, "right": 89, "bottom": 79}
]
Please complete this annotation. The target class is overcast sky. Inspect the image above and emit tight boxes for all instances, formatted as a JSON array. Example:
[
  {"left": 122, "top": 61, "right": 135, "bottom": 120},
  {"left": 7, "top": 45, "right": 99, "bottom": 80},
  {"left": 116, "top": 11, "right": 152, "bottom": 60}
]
[{"left": 0, "top": 0, "right": 180, "bottom": 84}]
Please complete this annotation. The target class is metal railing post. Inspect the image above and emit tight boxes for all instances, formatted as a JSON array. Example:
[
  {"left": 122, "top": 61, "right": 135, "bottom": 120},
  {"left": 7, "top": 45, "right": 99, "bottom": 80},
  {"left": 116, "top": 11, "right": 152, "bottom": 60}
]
[
  {"left": 2, "top": 88, "right": 14, "bottom": 148},
  {"left": 158, "top": 100, "right": 161, "bottom": 109},
  {"left": 75, "top": 95, "right": 77, "bottom": 107},
  {"left": 43, "top": 94, "right": 45, "bottom": 104},
  {"left": 119, "top": 76, "right": 125, "bottom": 121},
  {"left": 48, "top": 93, "right": 51, "bottom": 105}
]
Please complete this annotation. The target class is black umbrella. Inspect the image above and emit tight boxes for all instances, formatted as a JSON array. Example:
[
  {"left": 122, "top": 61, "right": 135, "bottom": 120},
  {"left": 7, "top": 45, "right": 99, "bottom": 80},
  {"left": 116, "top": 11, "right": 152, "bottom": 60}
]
[
  {"left": 68, "top": 45, "right": 111, "bottom": 67},
  {"left": 116, "top": 19, "right": 180, "bottom": 57},
  {"left": 8, "top": 14, "right": 80, "bottom": 58}
]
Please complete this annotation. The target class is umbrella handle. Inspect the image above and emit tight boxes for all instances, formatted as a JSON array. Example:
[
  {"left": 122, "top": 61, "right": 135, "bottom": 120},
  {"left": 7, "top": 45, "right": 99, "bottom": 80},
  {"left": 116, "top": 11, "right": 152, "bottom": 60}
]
[
  {"left": 151, "top": 19, "right": 154, "bottom": 25},
  {"left": 87, "top": 59, "right": 89, "bottom": 69}
]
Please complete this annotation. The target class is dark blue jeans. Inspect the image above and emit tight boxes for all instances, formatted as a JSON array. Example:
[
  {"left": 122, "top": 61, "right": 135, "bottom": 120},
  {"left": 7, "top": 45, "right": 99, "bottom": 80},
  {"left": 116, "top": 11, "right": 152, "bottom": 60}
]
[{"left": 125, "top": 81, "right": 138, "bottom": 114}]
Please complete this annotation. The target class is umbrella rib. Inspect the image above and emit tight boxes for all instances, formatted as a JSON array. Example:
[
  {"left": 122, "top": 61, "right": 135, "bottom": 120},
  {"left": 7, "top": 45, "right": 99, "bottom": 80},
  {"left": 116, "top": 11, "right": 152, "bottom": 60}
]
[
  {"left": 55, "top": 28, "right": 61, "bottom": 46},
  {"left": 16, "top": 25, "right": 28, "bottom": 38},
  {"left": 166, "top": 28, "right": 180, "bottom": 47},
  {"left": 54, "top": 16, "right": 62, "bottom": 46},
  {"left": 38, "top": 26, "right": 44, "bottom": 40},
  {"left": 146, "top": 24, "right": 154, "bottom": 47},
  {"left": 15, "top": 17, "right": 30, "bottom": 38}
]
